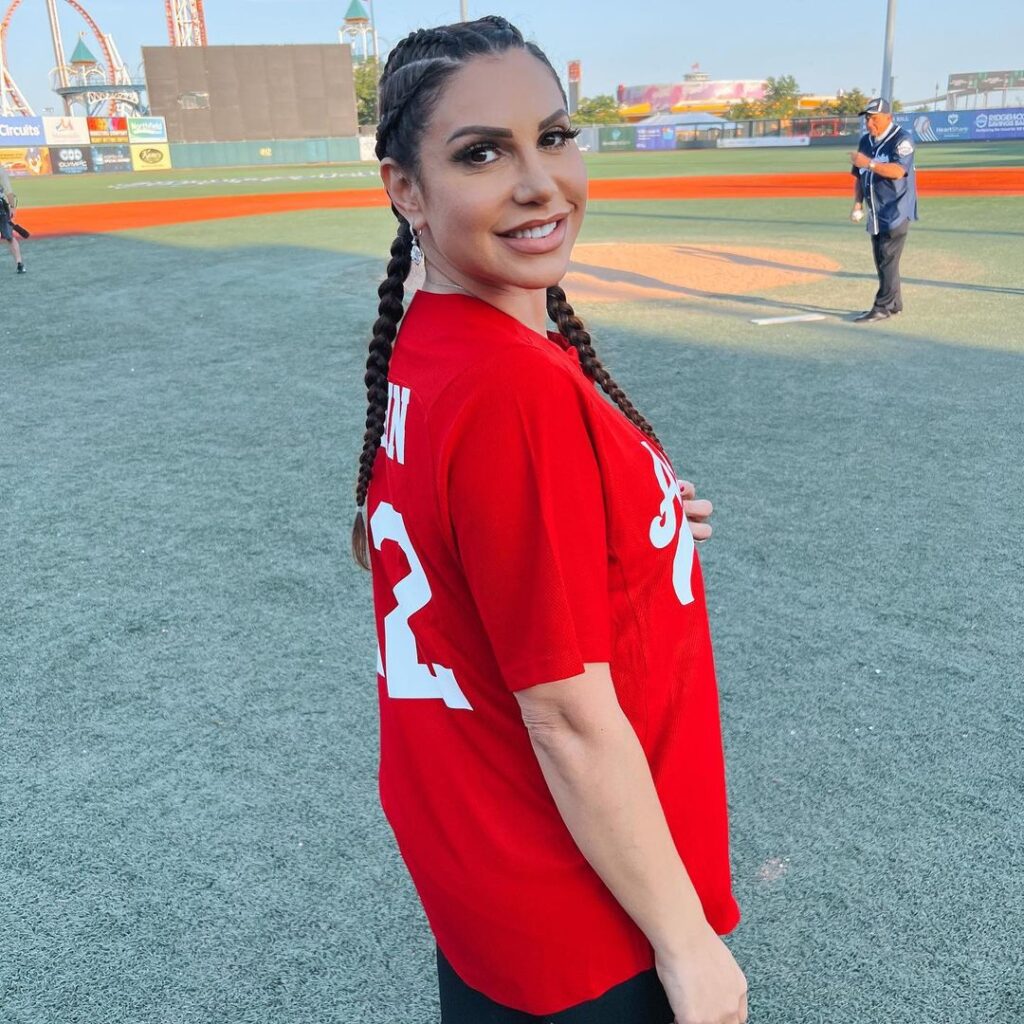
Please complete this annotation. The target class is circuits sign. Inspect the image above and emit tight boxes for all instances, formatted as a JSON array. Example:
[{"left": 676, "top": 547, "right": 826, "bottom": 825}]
[{"left": 0, "top": 116, "right": 45, "bottom": 142}]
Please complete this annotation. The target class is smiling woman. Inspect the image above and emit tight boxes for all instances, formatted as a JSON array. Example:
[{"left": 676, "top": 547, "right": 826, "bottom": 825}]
[{"left": 347, "top": 16, "right": 748, "bottom": 1024}]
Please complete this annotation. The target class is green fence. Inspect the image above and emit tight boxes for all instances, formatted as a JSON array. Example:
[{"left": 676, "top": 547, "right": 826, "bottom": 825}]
[{"left": 169, "top": 137, "right": 361, "bottom": 169}]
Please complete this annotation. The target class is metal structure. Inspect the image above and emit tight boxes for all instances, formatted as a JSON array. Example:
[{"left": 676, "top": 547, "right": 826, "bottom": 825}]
[
  {"left": 0, "top": 0, "right": 143, "bottom": 116},
  {"left": 880, "top": 0, "right": 897, "bottom": 104},
  {"left": 340, "top": 0, "right": 376, "bottom": 62},
  {"left": 165, "top": 0, "right": 206, "bottom": 47}
]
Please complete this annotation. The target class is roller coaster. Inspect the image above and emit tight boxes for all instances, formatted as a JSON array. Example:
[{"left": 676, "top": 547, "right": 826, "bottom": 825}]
[{"left": 0, "top": 0, "right": 207, "bottom": 116}]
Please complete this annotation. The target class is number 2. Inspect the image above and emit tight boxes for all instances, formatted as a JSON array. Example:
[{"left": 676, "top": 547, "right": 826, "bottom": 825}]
[{"left": 370, "top": 501, "right": 473, "bottom": 711}]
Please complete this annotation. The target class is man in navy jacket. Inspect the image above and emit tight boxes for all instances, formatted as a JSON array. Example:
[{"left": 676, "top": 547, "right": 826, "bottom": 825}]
[{"left": 849, "top": 98, "right": 918, "bottom": 322}]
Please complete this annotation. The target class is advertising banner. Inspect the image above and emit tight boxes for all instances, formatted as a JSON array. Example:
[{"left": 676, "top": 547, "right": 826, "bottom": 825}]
[
  {"left": 43, "top": 116, "right": 90, "bottom": 146},
  {"left": 598, "top": 125, "right": 636, "bottom": 152},
  {"left": 897, "top": 108, "right": 1024, "bottom": 143},
  {"left": 635, "top": 125, "right": 676, "bottom": 151},
  {"left": 92, "top": 144, "right": 133, "bottom": 173},
  {"left": 619, "top": 80, "right": 765, "bottom": 109},
  {"left": 127, "top": 116, "right": 168, "bottom": 144},
  {"left": 50, "top": 145, "right": 94, "bottom": 174},
  {"left": 131, "top": 143, "right": 173, "bottom": 171},
  {"left": 947, "top": 69, "right": 1024, "bottom": 93},
  {"left": 0, "top": 146, "right": 52, "bottom": 176},
  {"left": 0, "top": 116, "right": 46, "bottom": 145},
  {"left": 717, "top": 136, "right": 810, "bottom": 148},
  {"left": 88, "top": 116, "right": 129, "bottom": 145}
]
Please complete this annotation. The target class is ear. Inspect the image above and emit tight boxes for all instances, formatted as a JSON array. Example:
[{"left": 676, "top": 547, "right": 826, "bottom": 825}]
[{"left": 381, "top": 158, "right": 424, "bottom": 231}]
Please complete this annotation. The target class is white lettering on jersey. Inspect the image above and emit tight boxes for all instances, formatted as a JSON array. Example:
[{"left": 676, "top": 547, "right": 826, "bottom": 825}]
[
  {"left": 641, "top": 442, "right": 695, "bottom": 606},
  {"left": 370, "top": 501, "right": 473, "bottom": 710},
  {"left": 383, "top": 383, "right": 411, "bottom": 464}
]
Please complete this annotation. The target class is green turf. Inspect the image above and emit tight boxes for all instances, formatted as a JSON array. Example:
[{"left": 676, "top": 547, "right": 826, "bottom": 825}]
[
  {"left": 10, "top": 141, "right": 1024, "bottom": 208},
  {"left": 2, "top": 189, "right": 1022, "bottom": 1023}
]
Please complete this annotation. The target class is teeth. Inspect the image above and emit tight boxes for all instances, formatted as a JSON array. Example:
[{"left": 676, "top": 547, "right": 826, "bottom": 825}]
[{"left": 508, "top": 220, "right": 558, "bottom": 240}]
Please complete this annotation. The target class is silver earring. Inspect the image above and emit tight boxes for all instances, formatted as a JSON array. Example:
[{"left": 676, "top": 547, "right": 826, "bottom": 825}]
[{"left": 410, "top": 228, "right": 423, "bottom": 266}]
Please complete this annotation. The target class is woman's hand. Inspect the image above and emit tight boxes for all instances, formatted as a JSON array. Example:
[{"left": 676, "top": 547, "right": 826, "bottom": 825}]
[
  {"left": 679, "top": 480, "right": 712, "bottom": 542},
  {"left": 655, "top": 924, "right": 748, "bottom": 1024}
]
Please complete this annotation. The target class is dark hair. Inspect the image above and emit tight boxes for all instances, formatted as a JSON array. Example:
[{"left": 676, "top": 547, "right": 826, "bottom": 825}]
[{"left": 352, "top": 15, "right": 662, "bottom": 568}]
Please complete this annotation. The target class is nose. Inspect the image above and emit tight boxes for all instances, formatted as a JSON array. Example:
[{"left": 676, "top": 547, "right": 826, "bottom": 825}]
[{"left": 511, "top": 150, "right": 558, "bottom": 206}]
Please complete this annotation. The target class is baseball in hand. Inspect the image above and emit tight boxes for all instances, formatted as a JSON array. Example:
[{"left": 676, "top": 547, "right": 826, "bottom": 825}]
[{"left": 850, "top": 208, "right": 864, "bottom": 223}]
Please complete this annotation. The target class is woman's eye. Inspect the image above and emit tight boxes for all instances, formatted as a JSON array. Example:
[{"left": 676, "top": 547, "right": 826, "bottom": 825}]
[
  {"left": 541, "top": 127, "right": 581, "bottom": 148},
  {"left": 462, "top": 144, "right": 500, "bottom": 165}
]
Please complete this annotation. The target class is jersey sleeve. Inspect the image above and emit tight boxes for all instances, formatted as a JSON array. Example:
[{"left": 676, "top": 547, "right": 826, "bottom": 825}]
[
  {"left": 893, "top": 135, "right": 915, "bottom": 170},
  {"left": 440, "top": 348, "right": 611, "bottom": 691}
]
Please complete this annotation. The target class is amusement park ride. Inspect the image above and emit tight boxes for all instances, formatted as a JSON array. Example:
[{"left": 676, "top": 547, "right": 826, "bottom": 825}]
[{"left": 0, "top": 0, "right": 207, "bottom": 117}]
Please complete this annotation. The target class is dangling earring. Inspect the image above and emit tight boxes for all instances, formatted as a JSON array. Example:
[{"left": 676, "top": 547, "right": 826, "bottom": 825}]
[{"left": 410, "top": 227, "right": 424, "bottom": 266}]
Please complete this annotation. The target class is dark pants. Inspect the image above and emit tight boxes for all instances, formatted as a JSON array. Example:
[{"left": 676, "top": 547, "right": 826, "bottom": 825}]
[
  {"left": 869, "top": 221, "right": 909, "bottom": 313},
  {"left": 437, "top": 948, "right": 673, "bottom": 1024}
]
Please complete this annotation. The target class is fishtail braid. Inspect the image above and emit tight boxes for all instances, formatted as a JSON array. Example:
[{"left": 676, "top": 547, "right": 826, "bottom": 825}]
[{"left": 546, "top": 285, "right": 664, "bottom": 450}]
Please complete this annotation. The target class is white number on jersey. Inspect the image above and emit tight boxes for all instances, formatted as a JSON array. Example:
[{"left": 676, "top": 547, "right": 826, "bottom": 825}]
[
  {"left": 641, "top": 442, "right": 695, "bottom": 606},
  {"left": 370, "top": 501, "right": 473, "bottom": 710}
]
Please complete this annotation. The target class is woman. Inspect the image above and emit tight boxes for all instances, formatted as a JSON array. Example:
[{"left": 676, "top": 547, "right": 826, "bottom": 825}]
[{"left": 351, "top": 16, "right": 747, "bottom": 1024}]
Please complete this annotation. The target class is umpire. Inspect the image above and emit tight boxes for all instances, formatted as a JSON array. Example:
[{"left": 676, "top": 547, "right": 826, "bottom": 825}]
[{"left": 849, "top": 98, "right": 917, "bottom": 322}]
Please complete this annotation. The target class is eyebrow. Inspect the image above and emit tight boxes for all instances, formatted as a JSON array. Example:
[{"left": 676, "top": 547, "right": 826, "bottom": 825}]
[{"left": 446, "top": 109, "right": 569, "bottom": 144}]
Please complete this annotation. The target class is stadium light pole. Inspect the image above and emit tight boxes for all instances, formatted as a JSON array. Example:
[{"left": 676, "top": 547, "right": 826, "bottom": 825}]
[
  {"left": 880, "top": 0, "right": 897, "bottom": 104},
  {"left": 461, "top": 1, "right": 468, "bottom": 21}
]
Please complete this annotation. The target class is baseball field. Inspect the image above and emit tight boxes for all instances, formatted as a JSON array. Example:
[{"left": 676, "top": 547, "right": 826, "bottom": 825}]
[{"left": 3, "top": 141, "right": 1022, "bottom": 1023}]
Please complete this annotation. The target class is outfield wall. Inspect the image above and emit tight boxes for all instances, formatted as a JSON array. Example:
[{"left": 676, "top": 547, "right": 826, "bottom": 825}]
[
  {"left": 0, "top": 114, "right": 361, "bottom": 176},
  {"left": 587, "top": 108, "right": 1024, "bottom": 152}
]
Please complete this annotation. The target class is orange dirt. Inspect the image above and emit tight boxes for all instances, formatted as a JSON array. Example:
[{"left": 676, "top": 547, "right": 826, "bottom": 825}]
[
  {"left": 565, "top": 243, "right": 841, "bottom": 303},
  {"left": 23, "top": 166, "right": 1024, "bottom": 238}
]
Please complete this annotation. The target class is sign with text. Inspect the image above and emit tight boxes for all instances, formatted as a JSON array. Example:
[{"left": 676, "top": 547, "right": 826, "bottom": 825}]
[
  {"left": 127, "top": 116, "right": 168, "bottom": 144},
  {"left": 598, "top": 125, "right": 636, "bottom": 152},
  {"left": 0, "top": 145, "right": 52, "bottom": 176},
  {"left": 897, "top": 108, "right": 1024, "bottom": 142},
  {"left": 43, "top": 116, "right": 91, "bottom": 146},
  {"left": 92, "top": 144, "right": 133, "bottom": 173},
  {"left": 131, "top": 143, "right": 173, "bottom": 171},
  {"left": 635, "top": 125, "right": 676, "bottom": 151},
  {"left": 50, "top": 145, "right": 94, "bottom": 174},
  {"left": 88, "top": 116, "right": 129, "bottom": 145},
  {"left": 0, "top": 117, "right": 45, "bottom": 145}
]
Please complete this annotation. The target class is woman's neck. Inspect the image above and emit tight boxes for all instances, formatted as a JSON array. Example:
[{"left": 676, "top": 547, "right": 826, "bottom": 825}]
[{"left": 421, "top": 265, "right": 550, "bottom": 339}]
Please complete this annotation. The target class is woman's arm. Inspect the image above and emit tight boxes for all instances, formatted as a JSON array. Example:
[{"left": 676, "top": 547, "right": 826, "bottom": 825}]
[{"left": 516, "top": 663, "right": 747, "bottom": 1024}]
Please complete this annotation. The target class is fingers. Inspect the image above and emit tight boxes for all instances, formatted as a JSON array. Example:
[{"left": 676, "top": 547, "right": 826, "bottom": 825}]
[
  {"left": 684, "top": 498, "right": 712, "bottom": 521},
  {"left": 689, "top": 521, "right": 712, "bottom": 542},
  {"left": 677, "top": 478, "right": 696, "bottom": 501}
]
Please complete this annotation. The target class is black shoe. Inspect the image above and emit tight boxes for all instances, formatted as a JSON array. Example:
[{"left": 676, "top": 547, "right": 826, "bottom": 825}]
[
  {"left": 16, "top": 262, "right": 25, "bottom": 274},
  {"left": 854, "top": 308, "right": 890, "bottom": 323}
]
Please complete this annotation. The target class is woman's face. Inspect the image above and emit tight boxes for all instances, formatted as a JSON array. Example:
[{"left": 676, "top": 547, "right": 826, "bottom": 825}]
[{"left": 387, "top": 48, "right": 588, "bottom": 295}]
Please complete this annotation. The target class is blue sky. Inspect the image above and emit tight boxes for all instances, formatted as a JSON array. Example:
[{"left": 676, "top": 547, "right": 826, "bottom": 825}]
[{"left": 4, "top": 0, "right": 1023, "bottom": 117}]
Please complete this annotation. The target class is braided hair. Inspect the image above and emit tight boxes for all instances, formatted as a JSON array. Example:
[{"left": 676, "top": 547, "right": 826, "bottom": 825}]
[{"left": 352, "top": 16, "right": 661, "bottom": 569}]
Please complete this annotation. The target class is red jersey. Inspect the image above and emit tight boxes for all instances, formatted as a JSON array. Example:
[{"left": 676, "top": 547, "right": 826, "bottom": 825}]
[{"left": 366, "top": 290, "right": 740, "bottom": 1015}]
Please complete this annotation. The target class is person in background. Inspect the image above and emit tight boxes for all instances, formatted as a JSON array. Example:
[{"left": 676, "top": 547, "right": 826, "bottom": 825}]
[
  {"left": 849, "top": 98, "right": 918, "bottom": 322},
  {"left": 0, "top": 174, "right": 26, "bottom": 274}
]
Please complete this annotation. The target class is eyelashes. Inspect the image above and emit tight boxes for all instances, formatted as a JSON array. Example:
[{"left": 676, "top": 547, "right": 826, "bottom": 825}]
[{"left": 454, "top": 127, "right": 581, "bottom": 166}]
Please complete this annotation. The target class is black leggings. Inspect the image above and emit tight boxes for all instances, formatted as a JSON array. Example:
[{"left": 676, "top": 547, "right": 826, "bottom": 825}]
[{"left": 437, "top": 947, "right": 674, "bottom": 1024}]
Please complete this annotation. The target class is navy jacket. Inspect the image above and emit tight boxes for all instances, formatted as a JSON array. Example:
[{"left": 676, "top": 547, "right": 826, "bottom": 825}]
[{"left": 851, "top": 122, "right": 918, "bottom": 233}]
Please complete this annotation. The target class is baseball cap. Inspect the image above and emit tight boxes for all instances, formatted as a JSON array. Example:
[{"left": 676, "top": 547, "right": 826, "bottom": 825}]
[{"left": 859, "top": 98, "right": 892, "bottom": 115}]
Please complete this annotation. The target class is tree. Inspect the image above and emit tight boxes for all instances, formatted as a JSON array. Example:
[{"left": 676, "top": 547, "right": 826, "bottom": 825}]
[
  {"left": 814, "top": 87, "right": 870, "bottom": 116},
  {"left": 354, "top": 56, "right": 381, "bottom": 125},
  {"left": 574, "top": 95, "right": 622, "bottom": 125},
  {"left": 726, "top": 99, "right": 765, "bottom": 121},
  {"left": 762, "top": 75, "right": 801, "bottom": 118}
]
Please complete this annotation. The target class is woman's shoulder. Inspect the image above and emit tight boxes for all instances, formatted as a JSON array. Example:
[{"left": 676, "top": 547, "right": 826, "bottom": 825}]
[{"left": 401, "top": 291, "right": 585, "bottom": 402}]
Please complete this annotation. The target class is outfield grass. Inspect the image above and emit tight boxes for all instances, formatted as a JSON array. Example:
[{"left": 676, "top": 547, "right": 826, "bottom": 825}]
[
  {"left": 2, "top": 172, "right": 1022, "bottom": 1023},
  {"left": 9, "top": 141, "right": 1024, "bottom": 208}
]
